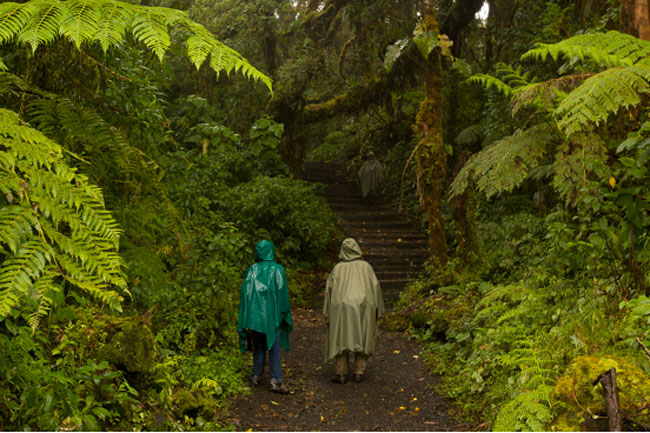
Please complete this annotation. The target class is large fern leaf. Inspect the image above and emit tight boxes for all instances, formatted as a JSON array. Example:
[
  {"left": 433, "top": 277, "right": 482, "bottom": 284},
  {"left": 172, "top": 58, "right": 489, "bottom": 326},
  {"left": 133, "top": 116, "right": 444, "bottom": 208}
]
[
  {"left": 0, "top": 2, "right": 38, "bottom": 44},
  {"left": 59, "top": 0, "right": 101, "bottom": 49},
  {"left": 522, "top": 31, "right": 650, "bottom": 68},
  {"left": 0, "top": 0, "right": 272, "bottom": 92},
  {"left": 0, "top": 108, "right": 127, "bottom": 321},
  {"left": 556, "top": 65, "right": 650, "bottom": 135},
  {"left": 16, "top": 0, "right": 64, "bottom": 52},
  {"left": 449, "top": 124, "right": 554, "bottom": 199}
]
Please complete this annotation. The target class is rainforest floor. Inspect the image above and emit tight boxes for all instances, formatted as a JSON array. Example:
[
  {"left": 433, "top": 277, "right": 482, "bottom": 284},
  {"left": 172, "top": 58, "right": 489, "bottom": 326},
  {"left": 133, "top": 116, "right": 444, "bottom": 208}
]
[{"left": 227, "top": 307, "right": 468, "bottom": 431}]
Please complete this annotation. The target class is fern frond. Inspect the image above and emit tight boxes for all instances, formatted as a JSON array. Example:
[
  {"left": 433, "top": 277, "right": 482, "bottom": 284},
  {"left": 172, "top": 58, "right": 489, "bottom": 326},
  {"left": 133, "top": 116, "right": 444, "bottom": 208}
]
[
  {"left": 468, "top": 73, "right": 513, "bottom": 97},
  {"left": 556, "top": 65, "right": 650, "bottom": 135},
  {"left": 0, "top": 240, "right": 54, "bottom": 317},
  {"left": 522, "top": 31, "right": 650, "bottom": 68},
  {"left": 16, "top": 0, "right": 64, "bottom": 52},
  {"left": 0, "top": 0, "right": 272, "bottom": 92},
  {"left": 0, "top": 2, "right": 38, "bottom": 44},
  {"left": 449, "top": 124, "right": 554, "bottom": 199},
  {"left": 455, "top": 124, "right": 483, "bottom": 145},
  {"left": 552, "top": 133, "right": 608, "bottom": 206},
  {"left": 93, "top": 0, "right": 130, "bottom": 52},
  {"left": 59, "top": 0, "right": 101, "bottom": 49},
  {"left": 494, "top": 385, "right": 554, "bottom": 432},
  {"left": 130, "top": 5, "right": 184, "bottom": 61},
  {"left": 0, "top": 107, "right": 127, "bottom": 319},
  {"left": 0, "top": 206, "right": 38, "bottom": 254}
]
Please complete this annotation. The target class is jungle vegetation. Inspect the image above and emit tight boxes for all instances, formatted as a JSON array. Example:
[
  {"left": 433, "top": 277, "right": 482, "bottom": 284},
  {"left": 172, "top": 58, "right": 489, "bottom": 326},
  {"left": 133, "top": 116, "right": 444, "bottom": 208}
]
[{"left": 1, "top": 0, "right": 650, "bottom": 431}]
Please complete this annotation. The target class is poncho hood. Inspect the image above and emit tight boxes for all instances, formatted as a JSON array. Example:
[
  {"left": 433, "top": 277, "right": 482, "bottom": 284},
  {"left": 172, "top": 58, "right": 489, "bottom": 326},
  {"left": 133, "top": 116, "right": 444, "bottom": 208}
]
[
  {"left": 339, "top": 238, "right": 363, "bottom": 261},
  {"left": 256, "top": 240, "right": 275, "bottom": 261}
]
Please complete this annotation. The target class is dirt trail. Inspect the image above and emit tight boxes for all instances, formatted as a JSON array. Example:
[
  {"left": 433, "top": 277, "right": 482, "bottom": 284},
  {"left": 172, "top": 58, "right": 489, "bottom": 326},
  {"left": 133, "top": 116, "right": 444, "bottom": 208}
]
[
  {"left": 227, "top": 163, "right": 464, "bottom": 431},
  {"left": 228, "top": 308, "right": 463, "bottom": 431}
]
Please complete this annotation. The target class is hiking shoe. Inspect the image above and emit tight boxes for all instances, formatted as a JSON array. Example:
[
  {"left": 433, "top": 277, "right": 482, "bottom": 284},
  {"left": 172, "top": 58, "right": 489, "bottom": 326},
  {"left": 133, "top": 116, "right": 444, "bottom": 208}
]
[
  {"left": 251, "top": 375, "right": 261, "bottom": 387},
  {"left": 270, "top": 381, "right": 289, "bottom": 394},
  {"left": 331, "top": 374, "right": 348, "bottom": 384},
  {"left": 353, "top": 373, "right": 363, "bottom": 383}
]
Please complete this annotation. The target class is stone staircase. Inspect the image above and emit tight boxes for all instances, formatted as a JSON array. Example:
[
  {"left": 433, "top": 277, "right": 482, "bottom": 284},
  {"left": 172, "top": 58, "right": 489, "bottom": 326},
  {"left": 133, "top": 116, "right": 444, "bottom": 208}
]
[{"left": 301, "top": 162, "right": 429, "bottom": 305}]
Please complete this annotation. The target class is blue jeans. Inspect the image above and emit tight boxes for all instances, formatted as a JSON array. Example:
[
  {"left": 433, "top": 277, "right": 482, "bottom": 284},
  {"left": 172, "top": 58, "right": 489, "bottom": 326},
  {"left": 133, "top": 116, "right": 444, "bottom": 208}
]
[{"left": 251, "top": 329, "right": 282, "bottom": 383}]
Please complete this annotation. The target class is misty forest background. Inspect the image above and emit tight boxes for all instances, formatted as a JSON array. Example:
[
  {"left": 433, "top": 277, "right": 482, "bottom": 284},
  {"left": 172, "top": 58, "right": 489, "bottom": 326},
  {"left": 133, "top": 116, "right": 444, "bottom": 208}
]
[{"left": 1, "top": 0, "right": 650, "bottom": 430}]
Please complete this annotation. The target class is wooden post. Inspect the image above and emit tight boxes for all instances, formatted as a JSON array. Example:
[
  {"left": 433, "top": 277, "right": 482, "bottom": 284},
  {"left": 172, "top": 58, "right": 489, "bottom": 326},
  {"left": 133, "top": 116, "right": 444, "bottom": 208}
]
[{"left": 595, "top": 368, "right": 623, "bottom": 431}]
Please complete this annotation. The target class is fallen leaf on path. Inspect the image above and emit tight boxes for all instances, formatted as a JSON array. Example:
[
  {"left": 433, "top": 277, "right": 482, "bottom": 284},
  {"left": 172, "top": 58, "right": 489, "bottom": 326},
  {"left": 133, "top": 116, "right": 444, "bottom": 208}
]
[
  {"left": 415, "top": 407, "right": 421, "bottom": 412},
  {"left": 399, "top": 406, "right": 406, "bottom": 411},
  {"left": 339, "top": 408, "right": 347, "bottom": 415},
  {"left": 413, "top": 355, "right": 419, "bottom": 359},
  {"left": 246, "top": 429, "right": 252, "bottom": 432},
  {"left": 412, "top": 397, "right": 418, "bottom": 401},
  {"left": 393, "top": 350, "right": 400, "bottom": 354},
  {"left": 320, "top": 415, "right": 325, "bottom": 423},
  {"left": 316, "top": 366, "right": 323, "bottom": 371},
  {"left": 271, "top": 401, "right": 279, "bottom": 406}
]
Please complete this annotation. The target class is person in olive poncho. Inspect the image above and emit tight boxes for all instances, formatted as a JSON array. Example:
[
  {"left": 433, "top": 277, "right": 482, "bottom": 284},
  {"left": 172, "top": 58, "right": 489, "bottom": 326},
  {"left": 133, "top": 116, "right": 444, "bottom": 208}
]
[
  {"left": 238, "top": 240, "right": 292, "bottom": 394},
  {"left": 358, "top": 151, "right": 384, "bottom": 205},
  {"left": 324, "top": 238, "right": 384, "bottom": 384}
]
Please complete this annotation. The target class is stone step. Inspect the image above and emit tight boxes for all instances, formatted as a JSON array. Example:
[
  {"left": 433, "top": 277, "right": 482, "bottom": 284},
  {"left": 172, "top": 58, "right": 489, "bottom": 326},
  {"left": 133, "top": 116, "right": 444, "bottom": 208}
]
[{"left": 342, "top": 220, "right": 416, "bottom": 230}]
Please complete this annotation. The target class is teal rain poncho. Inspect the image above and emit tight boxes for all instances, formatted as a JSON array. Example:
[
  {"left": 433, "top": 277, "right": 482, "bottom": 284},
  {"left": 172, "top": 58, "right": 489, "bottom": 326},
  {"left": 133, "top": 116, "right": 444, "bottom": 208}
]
[
  {"left": 323, "top": 238, "right": 384, "bottom": 361},
  {"left": 237, "top": 240, "right": 292, "bottom": 353},
  {"left": 358, "top": 154, "right": 384, "bottom": 198}
]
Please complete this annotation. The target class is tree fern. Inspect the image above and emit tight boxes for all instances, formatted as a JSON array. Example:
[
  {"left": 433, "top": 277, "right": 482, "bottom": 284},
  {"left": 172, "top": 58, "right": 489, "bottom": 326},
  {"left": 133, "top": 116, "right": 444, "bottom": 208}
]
[
  {"left": 450, "top": 124, "right": 554, "bottom": 199},
  {"left": 1, "top": 108, "right": 127, "bottom": 322},
  {"left": 556, "top": 65, "right": 650, "bottom": 135},
  {"left": 0, "top": 0, "right": 272, "bottom": 92},
  {"left": 522, "top": 31, "right": 650, "bottom": 68}
]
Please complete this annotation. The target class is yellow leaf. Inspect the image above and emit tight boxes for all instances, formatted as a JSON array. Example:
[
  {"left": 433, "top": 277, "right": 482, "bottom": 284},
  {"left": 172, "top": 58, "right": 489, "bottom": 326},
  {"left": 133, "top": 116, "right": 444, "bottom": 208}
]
[
  {"left": 247, "top": 429, "right": 253, "bottom": 432},
  {"left": 415, "top": 407, "right": 421, "bottom": 412},
  {"left": 412, "top": 397, "right": 417, "bottom": 401},
  {"left": 393, "top": 350, "right": 400, "bottom": 354},
  {"left": 609, "top": 177, "right": 616, "bottom": 188},
  {"left": 399, "top": 406, "right": 407, "bottom": 410},
  {"left": 412, "top": 355, "right": 419, "bottom": 359},
  {"left": 320, "top": 415, "right": 325, "bottom": 422},
  {"left": 271, "top": 401, "right": 279, "bottom": 406}
]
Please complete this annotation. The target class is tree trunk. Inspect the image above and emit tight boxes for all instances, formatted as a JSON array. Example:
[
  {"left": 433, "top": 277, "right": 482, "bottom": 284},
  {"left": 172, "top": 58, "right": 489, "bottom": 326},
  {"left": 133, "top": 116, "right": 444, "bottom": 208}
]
[
  {"left": 622, "top": 0, "right": 650, "bottom": 40},
  {"left": 415, "top": 3, "right": 448, "bottom": 268},
  {"left": 452, "top": 150, "right": 479, "bottom": 266}
]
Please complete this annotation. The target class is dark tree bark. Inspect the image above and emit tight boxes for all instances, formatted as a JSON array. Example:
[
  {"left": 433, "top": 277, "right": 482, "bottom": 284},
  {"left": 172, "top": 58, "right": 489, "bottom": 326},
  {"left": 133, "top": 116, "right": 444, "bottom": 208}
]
[
  {"left": 439, "top": 0, "right": 485, "bottom": 57},
  {"left": 622, "top": 0, "right": 650, "bottom": 40},
  {"left": 594, "top": 368, "right": 623, "bottom": 432},
  {"left": 452, "top": 150, "right": 479, "bottom": 266}
]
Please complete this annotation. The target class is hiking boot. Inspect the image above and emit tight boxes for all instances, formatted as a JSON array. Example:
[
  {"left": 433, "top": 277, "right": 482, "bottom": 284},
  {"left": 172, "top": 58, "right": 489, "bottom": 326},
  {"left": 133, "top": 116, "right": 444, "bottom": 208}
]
[
  {"left": 353, "top": 373, "right": 363, "bottom": 383},
  {"left": 331, "top": 374, "right": 348, "bottom": 384},
  {"left": 270, "top": 381, "right": 289, "bottom": 394},
  {"left": 251, "top": 375, "right": 261, "bottom": 387}
]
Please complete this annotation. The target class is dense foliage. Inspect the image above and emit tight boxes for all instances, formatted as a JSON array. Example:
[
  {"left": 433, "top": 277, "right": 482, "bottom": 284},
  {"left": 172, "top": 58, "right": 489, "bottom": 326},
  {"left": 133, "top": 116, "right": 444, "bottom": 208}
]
[
  {"left": 2, "top": 0, "right": 650, "bottom": 431},
  {"left": 0, "top": 1, "right": 338, "bottom": 430}
]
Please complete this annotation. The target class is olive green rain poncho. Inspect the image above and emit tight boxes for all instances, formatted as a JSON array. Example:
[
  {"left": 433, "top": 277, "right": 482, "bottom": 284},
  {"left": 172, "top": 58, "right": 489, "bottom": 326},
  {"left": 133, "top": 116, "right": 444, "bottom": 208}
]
[
  {"left": 324, "top": 238, "right": 384, "bottom": 361},
  {"left": 358, "top": 152, "right": 384, "bottom": 198},
  {"left": 237, "top": 240, "right": 292, "bottom": 353}
]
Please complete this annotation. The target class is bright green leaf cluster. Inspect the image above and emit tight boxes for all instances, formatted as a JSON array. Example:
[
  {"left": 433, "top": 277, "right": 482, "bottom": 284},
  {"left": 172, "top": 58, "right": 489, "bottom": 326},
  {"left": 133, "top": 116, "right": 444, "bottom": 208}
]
[
  {"left": 0, "top": 108, "right": 127, "bottom": 325},
  {"left": 0, "top": 0, "right": 272, "bottom": 92}
]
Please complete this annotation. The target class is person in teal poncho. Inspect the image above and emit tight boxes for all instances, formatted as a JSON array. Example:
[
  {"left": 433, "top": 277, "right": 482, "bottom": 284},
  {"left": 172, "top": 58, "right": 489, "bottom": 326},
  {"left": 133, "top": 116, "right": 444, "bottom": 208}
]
[{"left": 238, "top": 240, "right": 292, "bottom": 394}]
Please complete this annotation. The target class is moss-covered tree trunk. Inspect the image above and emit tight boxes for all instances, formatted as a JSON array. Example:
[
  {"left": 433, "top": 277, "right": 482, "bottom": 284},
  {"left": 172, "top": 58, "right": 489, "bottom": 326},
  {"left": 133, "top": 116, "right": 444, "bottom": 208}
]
[{"left": 415, "top": 4, "right": 448, "bottom": 268}]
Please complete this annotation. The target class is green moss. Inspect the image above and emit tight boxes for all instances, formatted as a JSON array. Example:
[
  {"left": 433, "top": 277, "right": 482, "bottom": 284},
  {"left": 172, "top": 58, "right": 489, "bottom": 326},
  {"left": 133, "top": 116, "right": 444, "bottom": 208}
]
[
  {"left": 552, "top": 355, "right": 650, "bottom": 430},
  {"left": 67, "top": 308, "right": 156, "bottom": 374},
  {"left": 171, "top": 389, "right": 217, "bottom": 420}
]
